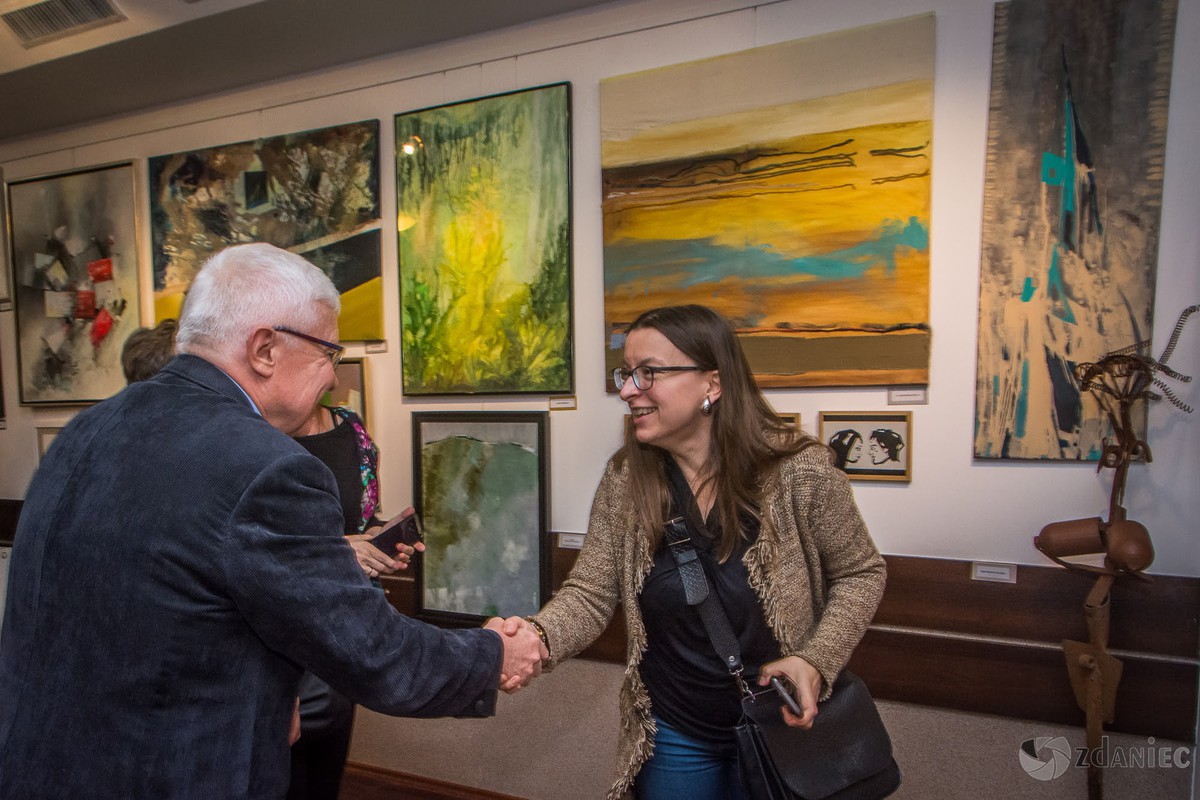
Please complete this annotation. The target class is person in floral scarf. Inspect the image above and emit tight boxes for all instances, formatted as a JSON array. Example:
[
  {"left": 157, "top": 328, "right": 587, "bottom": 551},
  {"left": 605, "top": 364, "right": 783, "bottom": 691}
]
[{"left": 290, "top": 402, "right": 408, "bottom": 800}]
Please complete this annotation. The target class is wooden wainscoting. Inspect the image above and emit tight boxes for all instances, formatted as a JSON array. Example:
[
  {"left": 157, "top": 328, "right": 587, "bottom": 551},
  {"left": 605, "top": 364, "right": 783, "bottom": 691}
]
[
  {"left": 10, "top": 499, "right": 1195, "bottom": 743},
  {"left": 849, "top": 555, "right": 1199, "bottom": 742},
  {"left": 463, "top": 538, "right": 1198, "bottom": 743}
]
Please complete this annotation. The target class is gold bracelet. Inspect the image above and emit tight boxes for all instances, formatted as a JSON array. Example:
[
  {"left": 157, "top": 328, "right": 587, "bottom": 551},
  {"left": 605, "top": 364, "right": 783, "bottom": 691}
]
[{"left": 524, "top": 616, "right": 549, "bottom": 648}]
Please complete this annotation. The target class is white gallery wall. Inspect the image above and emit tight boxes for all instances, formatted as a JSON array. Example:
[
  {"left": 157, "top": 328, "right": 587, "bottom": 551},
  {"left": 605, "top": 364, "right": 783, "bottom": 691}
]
[{"left": 0, "top": 0, "right": 1197, "bottom": 579}]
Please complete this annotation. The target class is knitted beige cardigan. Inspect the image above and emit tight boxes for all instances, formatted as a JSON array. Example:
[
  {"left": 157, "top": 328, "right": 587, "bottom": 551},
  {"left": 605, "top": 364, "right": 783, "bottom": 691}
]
[{"left": 532, "top": 446, "right": 887, "bottom": 800}]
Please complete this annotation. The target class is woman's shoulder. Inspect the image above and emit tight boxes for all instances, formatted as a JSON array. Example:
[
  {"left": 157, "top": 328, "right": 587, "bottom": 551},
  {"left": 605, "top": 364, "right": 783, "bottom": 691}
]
[
  {"left": 764, "top": 441, "right": 840, "bottom": 495},
  {"left": 779, "top": 440, "right": 836, "bottom": 472},
  {"left": 599, "top": 450, "right": 632, "bottom": 486}
]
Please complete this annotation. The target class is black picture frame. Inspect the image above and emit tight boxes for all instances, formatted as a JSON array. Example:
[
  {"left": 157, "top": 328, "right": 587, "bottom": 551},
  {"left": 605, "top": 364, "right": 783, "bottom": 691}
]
[
  {"left": 412, "top": 411, "right": 550, "bottom": 626},
  {"left": 7, "top": 162, "right": 142, "bottom": 406}
]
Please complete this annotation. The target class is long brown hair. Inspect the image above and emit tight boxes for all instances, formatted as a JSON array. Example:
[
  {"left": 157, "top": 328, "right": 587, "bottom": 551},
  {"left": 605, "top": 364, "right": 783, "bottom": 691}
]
[{"left": 616, "top": 305, "right": 819, "bottom": 561}]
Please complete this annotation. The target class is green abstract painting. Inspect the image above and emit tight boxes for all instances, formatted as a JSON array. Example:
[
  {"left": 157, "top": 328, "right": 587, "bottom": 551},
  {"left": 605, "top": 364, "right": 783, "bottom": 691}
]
[
  {"left": 396, "top": 84, "right": 573, "bottom": 395},
  {"left": 413, "top": 412, "right": 548, "bottom": 621}
]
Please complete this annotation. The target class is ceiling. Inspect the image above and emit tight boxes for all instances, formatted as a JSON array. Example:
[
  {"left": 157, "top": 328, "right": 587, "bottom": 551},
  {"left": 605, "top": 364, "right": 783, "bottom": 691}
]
[{"left": 0, "top": 0, "right": 616, "bottom": 143}]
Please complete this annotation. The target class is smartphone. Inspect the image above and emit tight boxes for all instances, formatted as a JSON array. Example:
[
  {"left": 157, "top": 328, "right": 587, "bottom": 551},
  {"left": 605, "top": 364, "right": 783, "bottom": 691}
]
[
  {"left": 368, "top": 509, "right": 423, "bottom": 555},
  {"left": 770, "top": 676, "right": 803, "bottom": 717}
]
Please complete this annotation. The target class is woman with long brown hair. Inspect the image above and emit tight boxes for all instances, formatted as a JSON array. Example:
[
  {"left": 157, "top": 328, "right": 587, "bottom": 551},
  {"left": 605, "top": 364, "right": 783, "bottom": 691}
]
[{"left": 518, "top": 305, "right": 886, "bottom": 799}]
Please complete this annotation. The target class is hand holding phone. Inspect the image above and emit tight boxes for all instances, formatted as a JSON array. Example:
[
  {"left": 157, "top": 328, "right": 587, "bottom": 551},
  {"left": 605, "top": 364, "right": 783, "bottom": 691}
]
[
  {"left": 368, "top": 508, "right": 423, "bottom": 555},
  {"left": 770, "top": 676, "right": 803, "bottom": 717}
]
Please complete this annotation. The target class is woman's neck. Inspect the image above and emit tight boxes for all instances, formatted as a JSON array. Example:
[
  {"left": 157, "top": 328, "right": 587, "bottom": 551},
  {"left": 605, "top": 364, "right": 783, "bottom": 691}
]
[
  {"left": 300, "top": 405, "right": 334, "bottom": 437},
  {"left": 672, "top": 450, "right": 716, "bottom": 520}
]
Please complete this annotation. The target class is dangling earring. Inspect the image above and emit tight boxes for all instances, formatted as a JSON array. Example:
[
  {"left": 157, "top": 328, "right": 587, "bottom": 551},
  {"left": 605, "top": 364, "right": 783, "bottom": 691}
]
[{"left": 700, "top": 395, "right": 713, "bottom": 415}]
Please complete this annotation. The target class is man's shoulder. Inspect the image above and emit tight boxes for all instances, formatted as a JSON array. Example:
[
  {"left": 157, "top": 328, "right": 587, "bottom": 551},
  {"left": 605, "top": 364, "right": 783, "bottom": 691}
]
[{"left": 136, "top": 356, "right": 312, "bottom": 469}]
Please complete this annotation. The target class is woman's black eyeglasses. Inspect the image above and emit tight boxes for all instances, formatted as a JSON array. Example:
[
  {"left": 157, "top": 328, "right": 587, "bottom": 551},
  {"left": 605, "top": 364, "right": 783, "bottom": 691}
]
[
  {"left": 273, "top": 326, "right": 344, "bottom": 368},
  {"left": 612, "top": 365, "right": 701, "bottom": 391}
]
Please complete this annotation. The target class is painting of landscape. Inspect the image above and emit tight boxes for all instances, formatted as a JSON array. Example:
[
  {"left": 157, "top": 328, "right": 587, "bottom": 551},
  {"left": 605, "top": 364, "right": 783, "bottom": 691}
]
[{"left": 601, "top": 15, "right": 935, "bottom": 389}]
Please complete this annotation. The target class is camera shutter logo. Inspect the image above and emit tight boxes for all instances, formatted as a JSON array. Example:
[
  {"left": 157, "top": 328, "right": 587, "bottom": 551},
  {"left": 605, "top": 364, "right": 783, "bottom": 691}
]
[{"left": 1020, "top": 737, "right": 1072, "bottom": 781}]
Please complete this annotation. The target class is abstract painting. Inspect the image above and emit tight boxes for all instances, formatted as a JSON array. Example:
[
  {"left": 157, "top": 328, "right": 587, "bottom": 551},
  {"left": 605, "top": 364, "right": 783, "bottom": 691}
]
[
  {"left": 601, "top": 15, "right": 934, "bottom": 390},
  {"left": 395, "top": 83, "right": 573, "bottom": 395},
  {"left": 149, "top": 120, "right": 383, "bottom": 341},
  {"left": 819, "top": 411, "right": 912, "bottom": 482},
  {"left": 7, "top": 163, "right": 140, "bottom": 405},
  {"left": 974, "top": 0, "right": 1178, "bottom": 460},
  {"left": 413, "top": 412, "right": 548, "bottom": 623}
]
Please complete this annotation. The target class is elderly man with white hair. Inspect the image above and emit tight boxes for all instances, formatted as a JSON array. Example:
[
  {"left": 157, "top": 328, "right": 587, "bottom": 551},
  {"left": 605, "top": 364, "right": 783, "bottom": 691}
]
[{"left": 0, "top": 243, "right": 545, "bottom": 799}]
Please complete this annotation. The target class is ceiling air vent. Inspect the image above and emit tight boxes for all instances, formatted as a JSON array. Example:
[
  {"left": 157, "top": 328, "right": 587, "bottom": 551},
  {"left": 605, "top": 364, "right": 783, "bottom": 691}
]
[{"left": 2, "top": 0, "right": 125, "bottom": 48}]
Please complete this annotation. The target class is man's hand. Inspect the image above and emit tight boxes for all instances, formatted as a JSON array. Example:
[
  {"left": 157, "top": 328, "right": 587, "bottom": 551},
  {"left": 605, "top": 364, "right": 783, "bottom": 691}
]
[
  {"left": 345, "top": 532, "right": 425, "bottom": 579},
  {"left": 483, "top": 616, "right": 547, "bottom": 694}
]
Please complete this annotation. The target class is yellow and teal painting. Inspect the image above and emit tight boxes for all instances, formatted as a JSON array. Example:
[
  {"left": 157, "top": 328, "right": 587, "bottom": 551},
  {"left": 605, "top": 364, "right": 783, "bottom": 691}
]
[
  {"left": 601, "top": 15, "right": 934, "bottom": 389},
  {"left": 396, "top": 84, "right": 573, "bottom": 395},
  {"left": 974, "top": 0, "right": 1177, "bottom": 460}
]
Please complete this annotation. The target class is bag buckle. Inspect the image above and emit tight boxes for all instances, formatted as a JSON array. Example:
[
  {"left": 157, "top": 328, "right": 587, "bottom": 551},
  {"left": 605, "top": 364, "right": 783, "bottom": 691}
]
[{"left": 732, "top": 666, "right": 751, "bottom": 697}]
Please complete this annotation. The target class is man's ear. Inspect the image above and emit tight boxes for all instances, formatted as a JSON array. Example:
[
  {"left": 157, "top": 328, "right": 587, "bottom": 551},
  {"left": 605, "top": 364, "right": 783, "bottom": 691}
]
[{"left": 246, "top": 327, "right": 278, "bottom": 378}]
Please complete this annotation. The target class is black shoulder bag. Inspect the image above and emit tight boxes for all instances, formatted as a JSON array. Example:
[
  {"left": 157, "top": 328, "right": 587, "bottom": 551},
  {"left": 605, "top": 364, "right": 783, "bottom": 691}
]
[{"left": 662, "top": 516, "right": 900, "bottom": 800}]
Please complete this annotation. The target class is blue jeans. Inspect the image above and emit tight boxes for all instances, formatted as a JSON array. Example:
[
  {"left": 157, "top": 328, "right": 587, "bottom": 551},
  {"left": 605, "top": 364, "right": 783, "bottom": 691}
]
[{"left": 634, "top": 717, "right": 750, "bottom": 800}]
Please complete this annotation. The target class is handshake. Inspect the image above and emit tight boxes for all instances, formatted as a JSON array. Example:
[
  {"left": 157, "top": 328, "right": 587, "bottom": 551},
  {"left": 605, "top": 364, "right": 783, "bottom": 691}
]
[{"left": 483, "top": 616, "right": 548, "bottom": 694}]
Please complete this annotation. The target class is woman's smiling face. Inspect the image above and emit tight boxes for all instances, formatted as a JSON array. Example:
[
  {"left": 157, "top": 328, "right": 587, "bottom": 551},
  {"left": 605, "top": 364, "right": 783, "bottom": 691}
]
[{"left": 619, "top": 327, "right": 714, "bottom": 458}]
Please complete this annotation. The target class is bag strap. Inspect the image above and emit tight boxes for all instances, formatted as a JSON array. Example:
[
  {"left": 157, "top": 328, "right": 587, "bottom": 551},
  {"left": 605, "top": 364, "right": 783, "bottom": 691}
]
[{"left": 662, "top": 515, "right": 746, "bottom": 681}]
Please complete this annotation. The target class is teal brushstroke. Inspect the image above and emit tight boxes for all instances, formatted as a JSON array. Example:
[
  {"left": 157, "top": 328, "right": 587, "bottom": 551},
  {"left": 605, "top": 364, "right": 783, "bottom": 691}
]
[
  {"left": 1015, "top": 359, "right": 1030, "bottom": 438},
  {"left": 1046, "top": 247, "right": 1076, "bottom": 323},
  {"left": 1036, "top": 91, "right": 1078, "bottom": 324},
  {"left": 1021, "top": 277, "right": 1036, "bottom": 301},
  {"left": 605, "top": 216, "right": 928, "bottom": 291}
]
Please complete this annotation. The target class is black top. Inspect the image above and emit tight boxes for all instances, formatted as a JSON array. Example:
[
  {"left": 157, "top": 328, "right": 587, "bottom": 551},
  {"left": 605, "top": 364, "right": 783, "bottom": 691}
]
[
  {"left": 637, "top": 458, "right": 779, "bottom": 744},
  {"left": 294, "top": 412, "right": 361, "bottom": 536}
]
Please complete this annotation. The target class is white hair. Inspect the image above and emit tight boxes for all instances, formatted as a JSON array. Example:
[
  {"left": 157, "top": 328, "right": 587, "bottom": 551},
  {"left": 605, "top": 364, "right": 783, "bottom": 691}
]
[{"left": 175, "top": 243, "right": 341, "bottom": 360}]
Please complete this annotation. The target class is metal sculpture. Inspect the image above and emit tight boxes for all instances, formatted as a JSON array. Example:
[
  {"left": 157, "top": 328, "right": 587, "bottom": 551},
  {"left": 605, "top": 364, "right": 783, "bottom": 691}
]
[{"left": 1034, "top": 303, "right": 1196, "bottom": 800}]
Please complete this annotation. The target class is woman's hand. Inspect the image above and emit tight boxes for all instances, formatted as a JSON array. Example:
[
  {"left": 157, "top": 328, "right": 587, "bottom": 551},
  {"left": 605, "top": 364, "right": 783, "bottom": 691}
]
[
  {"left": 345, "top": 530, "right": 425, "bottom": 579},
  {"left": 758, "top": 655, "right": 822, "bottom": 729}
]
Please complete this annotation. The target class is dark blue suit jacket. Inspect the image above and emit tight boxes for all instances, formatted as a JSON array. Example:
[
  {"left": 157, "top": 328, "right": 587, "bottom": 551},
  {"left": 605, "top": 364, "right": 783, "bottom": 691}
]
[{"left": 0, "top": 355, "right": 502, "bottom": 798}]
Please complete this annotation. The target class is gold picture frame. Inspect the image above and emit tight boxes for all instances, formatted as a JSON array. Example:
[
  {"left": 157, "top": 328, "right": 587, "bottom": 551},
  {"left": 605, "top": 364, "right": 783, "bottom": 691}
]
[{"left": 819, "top": 411, "right": 912, "bottom": 482}]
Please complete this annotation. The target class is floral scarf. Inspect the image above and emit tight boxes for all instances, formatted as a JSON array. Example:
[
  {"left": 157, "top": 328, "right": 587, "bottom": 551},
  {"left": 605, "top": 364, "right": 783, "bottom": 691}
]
[{"left": 329, "top": 406, "right": 380, "bottom": 533}]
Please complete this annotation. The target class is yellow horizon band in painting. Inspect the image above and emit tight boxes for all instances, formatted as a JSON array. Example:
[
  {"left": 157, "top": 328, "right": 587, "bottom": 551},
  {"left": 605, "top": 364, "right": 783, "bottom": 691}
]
[
  {"left": 154, "top": 277, "right": 383, "bottom": 342},
  {"left": 337, "top": 276, "right": 383, "bottom": 342},
  {"left": 155, "top": 291, "right": 185, "bottom": 323}
]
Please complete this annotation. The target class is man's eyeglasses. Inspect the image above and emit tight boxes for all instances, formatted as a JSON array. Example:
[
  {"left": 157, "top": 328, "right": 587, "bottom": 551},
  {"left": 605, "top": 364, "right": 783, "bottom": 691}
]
[
  {"left": 273, "top": 326, "right": 344, "bottom": 368},
  {"left": 612, "top": 365, "right": 701, "bottom": 391}
]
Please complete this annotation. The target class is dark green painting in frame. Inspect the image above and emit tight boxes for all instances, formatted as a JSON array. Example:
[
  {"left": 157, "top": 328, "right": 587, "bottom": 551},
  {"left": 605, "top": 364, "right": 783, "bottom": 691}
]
[
  {"left": 396, "top": 83, "right": 573, "bottom": 395},
  {"left": 412, "top": 411, "right": 549, "bottom": 624}
]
